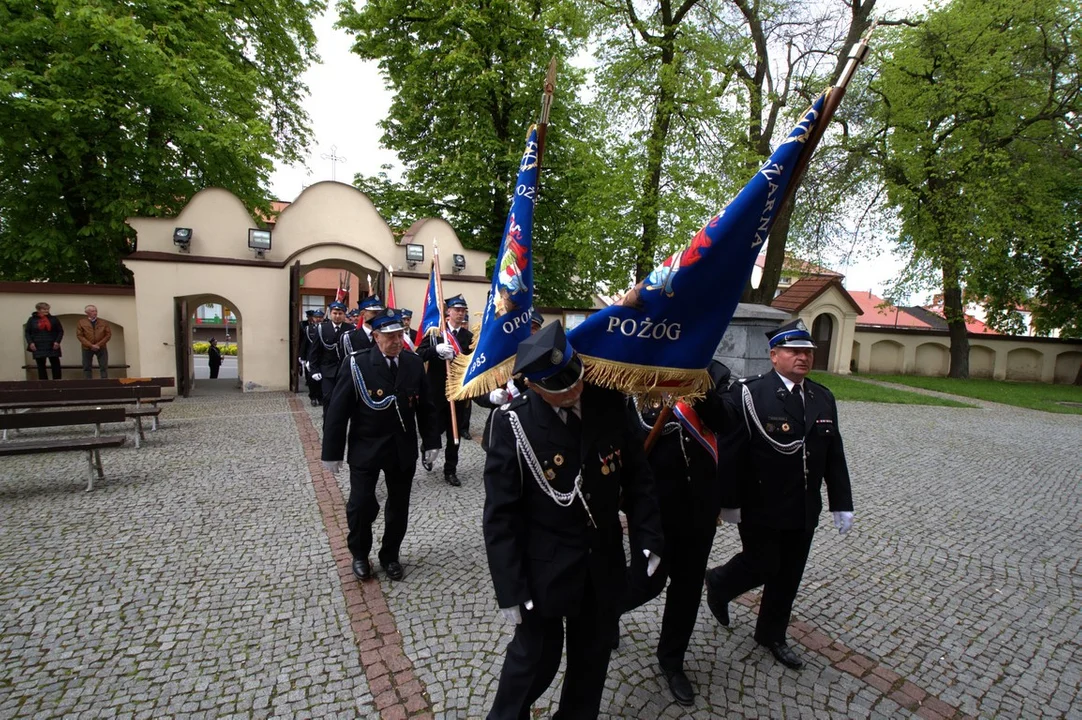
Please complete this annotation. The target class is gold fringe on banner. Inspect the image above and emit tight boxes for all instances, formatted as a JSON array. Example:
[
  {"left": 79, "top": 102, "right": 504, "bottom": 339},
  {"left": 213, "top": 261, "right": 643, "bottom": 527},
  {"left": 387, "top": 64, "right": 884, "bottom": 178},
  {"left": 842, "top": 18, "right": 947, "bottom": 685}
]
[
  {"left": 446, "top": 352, "right": 518, "bottom": 402},
  {"left": 578, "top": 355, "right": 712, "bottom": 400}
]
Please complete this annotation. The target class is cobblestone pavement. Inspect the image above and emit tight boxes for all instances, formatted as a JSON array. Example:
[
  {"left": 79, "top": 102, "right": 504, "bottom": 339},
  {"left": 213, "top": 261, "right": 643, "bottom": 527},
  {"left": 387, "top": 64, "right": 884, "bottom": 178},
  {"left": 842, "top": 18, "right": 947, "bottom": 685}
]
[{"left": 3, "top": 389, "right": 1080, "bottom": 719}]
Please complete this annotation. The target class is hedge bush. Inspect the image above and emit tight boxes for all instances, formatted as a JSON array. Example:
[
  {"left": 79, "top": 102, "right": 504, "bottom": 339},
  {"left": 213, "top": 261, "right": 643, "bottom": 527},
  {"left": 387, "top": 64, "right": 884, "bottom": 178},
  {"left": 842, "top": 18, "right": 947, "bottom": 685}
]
[{"left": 192, "top": 342, "right": 237, "bottom": 355}]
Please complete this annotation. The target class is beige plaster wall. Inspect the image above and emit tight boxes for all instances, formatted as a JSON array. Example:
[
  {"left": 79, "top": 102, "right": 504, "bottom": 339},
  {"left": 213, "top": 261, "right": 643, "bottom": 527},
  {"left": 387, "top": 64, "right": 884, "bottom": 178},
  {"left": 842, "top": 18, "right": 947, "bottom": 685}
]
[
  {"left": 0, "top": 290, "right": 139, "bottom": 381},
  {"left": 852, "top": 329, "right": 1082, "bottom": 383},
  {"left": 124, "top": 183, "right": 491, "bottom": 392},
  {"left": 794, "top": 288, "right": 859, "bottom": 375}
]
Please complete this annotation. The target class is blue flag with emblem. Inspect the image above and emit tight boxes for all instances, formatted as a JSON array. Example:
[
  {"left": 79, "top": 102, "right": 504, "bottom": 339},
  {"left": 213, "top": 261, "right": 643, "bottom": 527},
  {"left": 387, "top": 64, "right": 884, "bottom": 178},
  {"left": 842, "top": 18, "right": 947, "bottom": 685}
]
[
  {"left": 415, "top": 262, "right": 441, "bottom": 348},
  {"left": 450, "top": 125, "right": 539, "bottom": 399},
  {"left": 567, "top": 93, "right": 829, "bottom": 397}
]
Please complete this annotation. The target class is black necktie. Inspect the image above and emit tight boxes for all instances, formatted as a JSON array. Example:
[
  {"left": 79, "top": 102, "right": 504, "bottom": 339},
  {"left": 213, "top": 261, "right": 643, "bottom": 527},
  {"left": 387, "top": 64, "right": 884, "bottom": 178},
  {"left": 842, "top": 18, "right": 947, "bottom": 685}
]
[
  {"left": 388, "top": 357, "right": 398, "bottom": 381},
  {"left": 561, "top": 407, "right": 582, "bottom": 436},
  {"left": 793, "top": 384, "right": 803, "bottom": 404}
]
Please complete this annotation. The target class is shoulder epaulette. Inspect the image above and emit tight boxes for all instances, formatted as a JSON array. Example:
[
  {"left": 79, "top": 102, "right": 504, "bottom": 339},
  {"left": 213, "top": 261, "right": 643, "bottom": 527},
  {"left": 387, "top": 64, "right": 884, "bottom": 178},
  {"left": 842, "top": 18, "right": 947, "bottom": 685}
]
[
  {"left": 737, "top": 373, "right": 765, "bottom": 385},
  {"left": 500, "top": 395, "right": 529, "bottom": 412}
]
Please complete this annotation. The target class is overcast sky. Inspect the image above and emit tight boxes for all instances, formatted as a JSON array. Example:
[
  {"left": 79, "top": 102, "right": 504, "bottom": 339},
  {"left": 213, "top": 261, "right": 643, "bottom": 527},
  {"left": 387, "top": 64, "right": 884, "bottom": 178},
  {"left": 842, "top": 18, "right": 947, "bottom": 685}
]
[{"left": 270, "top": 0, "right": 929, "bottom": 304}]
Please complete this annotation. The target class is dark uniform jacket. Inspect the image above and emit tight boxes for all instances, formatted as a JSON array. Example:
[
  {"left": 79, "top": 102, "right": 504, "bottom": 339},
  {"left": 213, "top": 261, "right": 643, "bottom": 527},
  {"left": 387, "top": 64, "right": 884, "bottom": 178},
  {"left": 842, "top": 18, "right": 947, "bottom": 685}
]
[
  {"left": 307, "top": 321, "right": 355, "bottom": 380},
  {"left": 340, "top": 326, "right": 374, "bottom": 356},
  {"left": 417, "top": 325, "right": 474, "bottom": 403},
  {"left": 639, "top": 362, "right": 732, "bottom": 526},
  {"left": 483, "top": 384, "right": 664, "bottom": 617},
  {"left": 720, "top": 370, "right": 853, "bottom": 530},
  {"left": 474, "top": 377, "right": 528, "bottom": 452},
  {"left": 322, "top": 348, "right": 441, "bottom": 469}
]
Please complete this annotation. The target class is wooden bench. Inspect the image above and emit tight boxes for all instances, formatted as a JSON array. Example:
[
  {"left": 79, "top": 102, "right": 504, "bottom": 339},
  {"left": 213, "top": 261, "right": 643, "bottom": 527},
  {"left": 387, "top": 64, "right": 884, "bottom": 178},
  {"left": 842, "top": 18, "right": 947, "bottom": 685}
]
[
  {"left": 0, "top": 377, "right": 175, "bottom": 391},
  {"left": 0, "top": 408, "right": 127, "bottom": 491},
  {"left": 0, "top": 386, "right": 172, "bottom": 440}
]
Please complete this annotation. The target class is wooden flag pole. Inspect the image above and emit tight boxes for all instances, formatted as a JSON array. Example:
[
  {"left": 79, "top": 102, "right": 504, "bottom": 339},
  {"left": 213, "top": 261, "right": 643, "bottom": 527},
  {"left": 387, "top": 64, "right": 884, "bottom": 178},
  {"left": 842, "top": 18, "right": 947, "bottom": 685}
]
[{"left": 432, "top": 241, "right": 459, "bottom": 446}]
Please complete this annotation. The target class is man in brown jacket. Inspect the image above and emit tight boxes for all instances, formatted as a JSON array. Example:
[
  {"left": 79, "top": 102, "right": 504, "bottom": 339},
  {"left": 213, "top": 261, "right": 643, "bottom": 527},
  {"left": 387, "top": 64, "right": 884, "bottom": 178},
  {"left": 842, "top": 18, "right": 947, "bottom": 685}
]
[{"left": 76, "top": 305, "right": 112, "bottom": 378}]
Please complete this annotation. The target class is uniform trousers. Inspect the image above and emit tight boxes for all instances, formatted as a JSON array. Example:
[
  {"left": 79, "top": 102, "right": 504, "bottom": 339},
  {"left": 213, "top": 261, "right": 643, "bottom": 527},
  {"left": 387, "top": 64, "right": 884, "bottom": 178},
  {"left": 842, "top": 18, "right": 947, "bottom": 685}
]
[
  {"left": 621, "top": 490, "right": 718, "bottom": 671},
  {"left": 321, "top": 376, "right": 339, "bottom": 419},
  {"left": 437, "top": 400, "right": 468, "bottom": 475},
  {"left": 708, "top": 523, "right": 814, "bottom": 645},
  {"left": 488, "top": 578, "right": 615, "bottom": 720},
  {"left": 305, "top": 366, "right": 320, "bottom": 401},
  {"left": 346, "top": 459, "right": 415, "bottom": 565}
]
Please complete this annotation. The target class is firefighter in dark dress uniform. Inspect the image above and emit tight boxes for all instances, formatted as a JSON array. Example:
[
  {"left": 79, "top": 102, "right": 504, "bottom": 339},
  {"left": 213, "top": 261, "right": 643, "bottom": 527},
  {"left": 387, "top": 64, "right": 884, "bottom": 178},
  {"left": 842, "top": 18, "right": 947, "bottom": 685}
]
[
  {"left": 417, "top": 294, "right": 474, "bottom": 486},
  {"left": 483, "top": 321, "right": 664, "bottom": 720},
  {"left": 321, "top": 309, "right": 441, "bottom": 581},
  {"left": 705, "top": 319, "right": 855, "bottom": 669},
  {"left": 617, "top": 359, "right": 733, "bottom": 705},
  {"left": 300, "top": 310, "right": 322, "bottom": 405},
  {"left": 341, "top": 295, "right": 385, "bottom": 356},
  {"left": 308, "top": 301, "right": 355, "bottom": 418}
]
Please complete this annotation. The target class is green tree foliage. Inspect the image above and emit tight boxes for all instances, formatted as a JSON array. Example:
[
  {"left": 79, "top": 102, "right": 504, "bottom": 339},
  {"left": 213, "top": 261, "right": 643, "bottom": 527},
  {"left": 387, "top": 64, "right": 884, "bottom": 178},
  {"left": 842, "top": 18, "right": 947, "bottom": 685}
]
[
  {"left": 0, "top": 0, "right": 322, "bottom": 284},
  {"left": 870, "top": 0, "right": 1082, "bottom": 374},
  {"left": 337, "top": 0, "right": 602, "bottom": 306}
]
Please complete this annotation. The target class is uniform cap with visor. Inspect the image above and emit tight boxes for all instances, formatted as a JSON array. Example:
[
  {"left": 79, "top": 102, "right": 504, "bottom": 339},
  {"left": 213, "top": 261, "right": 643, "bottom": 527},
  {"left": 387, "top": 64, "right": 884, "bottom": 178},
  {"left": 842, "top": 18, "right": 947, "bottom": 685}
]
[
  {"left": 766, "top": 319, "right": 816, "bottom": 349},
  {"left": 513, "top": 321, "right": 584, "bottom": 393}
]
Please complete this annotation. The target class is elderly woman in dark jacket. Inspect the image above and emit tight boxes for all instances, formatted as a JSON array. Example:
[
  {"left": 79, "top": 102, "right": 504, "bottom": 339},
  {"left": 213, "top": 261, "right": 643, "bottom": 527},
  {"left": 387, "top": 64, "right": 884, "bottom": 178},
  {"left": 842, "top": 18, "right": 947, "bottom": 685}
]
[{"left": 25, "top": 302, "right": 64, "bottom": 379}]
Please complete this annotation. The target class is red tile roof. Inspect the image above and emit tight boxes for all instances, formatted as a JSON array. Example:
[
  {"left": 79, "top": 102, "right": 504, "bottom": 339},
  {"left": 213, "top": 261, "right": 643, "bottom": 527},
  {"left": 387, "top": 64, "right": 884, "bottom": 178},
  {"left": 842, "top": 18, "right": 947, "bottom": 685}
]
[
  {"left": 850, "top": 290, "right": 932, "bottom": 328},
  {"left": 771, "top": 277, "right": 863, "bottom": 314}
]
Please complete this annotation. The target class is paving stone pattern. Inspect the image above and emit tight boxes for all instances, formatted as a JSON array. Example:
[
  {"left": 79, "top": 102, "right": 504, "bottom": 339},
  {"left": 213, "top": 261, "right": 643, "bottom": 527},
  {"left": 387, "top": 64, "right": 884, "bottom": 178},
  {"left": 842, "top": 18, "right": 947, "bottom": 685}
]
[{"left": 2, "top": 389, "right": 1080, "bottom": 719}]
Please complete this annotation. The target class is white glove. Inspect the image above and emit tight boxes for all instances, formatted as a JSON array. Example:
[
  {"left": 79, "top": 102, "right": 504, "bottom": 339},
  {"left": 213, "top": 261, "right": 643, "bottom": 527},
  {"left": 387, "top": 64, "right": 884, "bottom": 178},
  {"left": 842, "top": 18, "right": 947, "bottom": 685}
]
[
  {"left": 718, "top": 508, "right": 741, "bottom": 525},
  {"left": 644, "top": 550, "right": 661, "bottom": 578},
  {"left": 499, "top": 605, "right": 523, "bottom": 625},
  {"left": 311, "top": 372, "right": 323, "bottom": 382},
  {"left": 423, "top": 449, "right": 438, "bottom": 466},
  {"left": 488, "top": 388, "right": 510, "bottom": 405},
  {"left": 436, "top": 343, "right": 455, "bottom": 360},
  {"left": 304, "top": 361, "right": 310, "bottom": 371},
  {"left": 833, "top": 511, "right": 854, "bottom": 535},
  {"left": 322, "top": 460, "right": 342, "bottom": 474}
]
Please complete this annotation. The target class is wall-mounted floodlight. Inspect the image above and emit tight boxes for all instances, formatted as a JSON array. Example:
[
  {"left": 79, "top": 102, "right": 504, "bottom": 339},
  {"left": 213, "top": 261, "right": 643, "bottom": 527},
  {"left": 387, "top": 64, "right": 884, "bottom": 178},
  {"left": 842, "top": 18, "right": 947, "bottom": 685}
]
[
  {"left": 452, "top": 254, "right": 466, "bottom": 273},
  {"left": 405, "top": 243, "right": 424, "bottom": 269},
  {"left": 248, "top": 228, "right": 272, "bottom": 258},
  {"left": 174, "top": 227, "right": 192, "bottom": 252}
]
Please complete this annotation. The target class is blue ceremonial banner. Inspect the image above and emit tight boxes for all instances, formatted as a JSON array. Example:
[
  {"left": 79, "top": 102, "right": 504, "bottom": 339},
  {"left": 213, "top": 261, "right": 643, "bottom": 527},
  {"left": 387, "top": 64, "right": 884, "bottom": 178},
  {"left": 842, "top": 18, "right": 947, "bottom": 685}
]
[
  {"left": 568, "top": 93, "right": 829, "bottom": 396},
  {"left": 416, "top": 262, "right": 441, "bottom": 348},
  {"left": 451, "top": 125, "right": 539, "bottom": 399}
]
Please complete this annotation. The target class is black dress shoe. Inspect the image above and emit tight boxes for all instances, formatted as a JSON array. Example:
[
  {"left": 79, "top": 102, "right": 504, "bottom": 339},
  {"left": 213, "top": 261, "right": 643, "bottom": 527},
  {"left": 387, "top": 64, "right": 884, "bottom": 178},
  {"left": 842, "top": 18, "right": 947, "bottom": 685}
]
[
  {"left": 763, "top": 640, "right": 804, "bottom": 669},
  {"left": 310, "top": 398, "right": 318, "bottom": 406},
  {"left": 662, "top": 667, "right": 695, "bottom": 706},
  {"left": 705, "top": 571, "right": 730, "bottom": 627},
  {"left": 421, "top": 457, "right": 433, "bottom": 472},
  {"left": 445, "top": 473, "right": 461, "bottom": 487},
  {"left": 352, "top": 558, "right": 372, "bottom": 580},
  {"left": 381, "top": 560, "right": 404, "bottom": 580}
]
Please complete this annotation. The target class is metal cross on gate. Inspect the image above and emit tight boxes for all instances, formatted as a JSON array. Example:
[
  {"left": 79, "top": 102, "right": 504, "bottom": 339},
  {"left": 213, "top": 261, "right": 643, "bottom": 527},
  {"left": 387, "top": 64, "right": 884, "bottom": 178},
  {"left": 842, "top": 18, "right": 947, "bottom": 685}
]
[{"left": 321, "top": 145, "right": 348, "bottom": 181}]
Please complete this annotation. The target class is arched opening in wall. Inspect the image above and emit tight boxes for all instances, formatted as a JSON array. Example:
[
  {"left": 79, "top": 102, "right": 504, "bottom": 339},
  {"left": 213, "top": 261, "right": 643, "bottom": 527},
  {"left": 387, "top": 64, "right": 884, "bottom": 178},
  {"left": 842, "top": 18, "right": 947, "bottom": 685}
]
[
  {"left": 868, "top": 340, "right": 904, "bottom": 374},
  {"left": 811, "top": 314, "right": 834, "bottom": 371},
  {"left": 176, "top": 293, "right": 244, "bottom": 397},
  {"left": 969, "top": 345, "right": 995, "bottom": 379},
  {"left": 1006, "top": 348, "right": 1043, "bottom": 381},
  {"left": 915, "top": 342, "right": 950, "bottom": 376},
  {"left": 25, "top": 312, "right": 129, "bottom": 380},
  {"left": 290, "top": 252, "right": 388, "bottom": 394},
  {"left": 1054, "top": 351, "right": 1082, "bottom": 384},
  {"left": 850, "top": 340, "right": 861, "bottom": 373}
]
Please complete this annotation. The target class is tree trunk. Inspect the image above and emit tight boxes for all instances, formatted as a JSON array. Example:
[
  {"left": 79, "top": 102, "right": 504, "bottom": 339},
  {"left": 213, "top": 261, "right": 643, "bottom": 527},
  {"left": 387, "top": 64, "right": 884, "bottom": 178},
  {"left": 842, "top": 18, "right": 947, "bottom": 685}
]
[
  {"left": 635, "top": 36, "right": 677, "bottom": 283},
  {"left": 942, "top": 260, "right": 970, "bottom": 379}
]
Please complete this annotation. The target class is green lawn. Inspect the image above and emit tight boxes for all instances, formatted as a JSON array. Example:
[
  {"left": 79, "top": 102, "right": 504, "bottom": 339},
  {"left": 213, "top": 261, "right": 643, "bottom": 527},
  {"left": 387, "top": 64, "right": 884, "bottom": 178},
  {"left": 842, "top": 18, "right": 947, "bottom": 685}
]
[
  {"left": 863, "top": 374, "right": 1082, "bottom": 415},
  {"left": 808, "top": 373, "right": 977, "bottom": 408}
]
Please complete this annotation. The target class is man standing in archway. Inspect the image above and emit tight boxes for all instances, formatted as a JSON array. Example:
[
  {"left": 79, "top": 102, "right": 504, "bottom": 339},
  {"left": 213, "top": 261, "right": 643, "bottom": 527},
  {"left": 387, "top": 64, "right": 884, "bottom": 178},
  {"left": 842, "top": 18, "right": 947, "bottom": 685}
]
[
  {"left": 418, "top": 294, "right": 473, "bottom": 486},
  {"left": 309, "top": 302, "right": 355, "bottom": 419}
]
